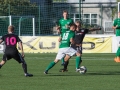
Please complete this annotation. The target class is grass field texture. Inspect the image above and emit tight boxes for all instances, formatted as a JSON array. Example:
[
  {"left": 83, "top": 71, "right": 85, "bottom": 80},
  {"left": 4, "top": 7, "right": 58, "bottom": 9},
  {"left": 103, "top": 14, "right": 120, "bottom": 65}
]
[{"left": 0, "top": 53, "right": 120, "bottom": 90}]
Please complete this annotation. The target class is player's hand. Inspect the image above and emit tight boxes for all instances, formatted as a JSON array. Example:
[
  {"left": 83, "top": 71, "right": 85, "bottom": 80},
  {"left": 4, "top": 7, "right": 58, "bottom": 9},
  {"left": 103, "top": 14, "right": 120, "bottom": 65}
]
[
  {"left": 21, "top": 52, "right": 25, "bottom": 58},
  {"left": 56, "top": 26, "right": 60, "bottom": 30},
  {"left": 58, "top": 37, "right": 61, "bottom": 42},
  {"left": 57, "top": 29, "right": 61, "bottom": 34}
]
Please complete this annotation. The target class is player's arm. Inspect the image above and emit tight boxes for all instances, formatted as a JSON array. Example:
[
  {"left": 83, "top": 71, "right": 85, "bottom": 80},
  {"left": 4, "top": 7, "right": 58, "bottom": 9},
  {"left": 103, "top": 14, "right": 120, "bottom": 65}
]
[
  {"left": 112, "top": 19, "right": 118, "bottom": 30},
  {"left": 70, "top": 31, "right": 75, "bottom": 44},
  {"left": 70, "top": 38, "right": 74, "bottom": 44},
  {"left": 17, "top": 36, "right": 25, "bottom": 57},
  {"left": 55, "top": 20, "right": 61, "bottom": 33},
  {"left": 18, "top": 41, "right": 25, "bottom": 58},
  {"left": 88, "top": 27, "right": 101, "bottom": 32},
  {"left": 58, "top": 37, "right": 62, "bottom": 42},
  {"left": 112, "top": 26, "right": 117, "bottom": 29}
]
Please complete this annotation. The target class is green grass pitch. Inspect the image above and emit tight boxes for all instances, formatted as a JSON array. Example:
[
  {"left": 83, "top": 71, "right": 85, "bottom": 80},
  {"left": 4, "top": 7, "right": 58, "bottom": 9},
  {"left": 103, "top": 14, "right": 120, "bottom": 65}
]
[{"left": 0, "top": 53, "right": 120, "bottom": 90}]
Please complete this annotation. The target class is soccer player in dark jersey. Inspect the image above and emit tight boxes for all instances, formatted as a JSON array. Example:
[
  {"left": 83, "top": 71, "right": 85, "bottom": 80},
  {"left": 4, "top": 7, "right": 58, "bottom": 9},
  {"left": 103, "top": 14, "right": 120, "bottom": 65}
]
[
  {"left": 61, "top": 20, "right": 101, "bottom": 72},
  {"left": 0, "top": 25, "right": 33, "bottom": 77}
]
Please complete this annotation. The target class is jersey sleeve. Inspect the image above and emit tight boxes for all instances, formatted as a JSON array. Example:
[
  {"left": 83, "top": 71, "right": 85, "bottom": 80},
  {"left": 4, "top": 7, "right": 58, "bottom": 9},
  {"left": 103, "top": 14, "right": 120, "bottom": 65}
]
[
  {"left": 17, "top": 36, "right": 22, "bottom": 42},
  {"left": 70, "top": 31, "right": 75, "bottom": 39}
]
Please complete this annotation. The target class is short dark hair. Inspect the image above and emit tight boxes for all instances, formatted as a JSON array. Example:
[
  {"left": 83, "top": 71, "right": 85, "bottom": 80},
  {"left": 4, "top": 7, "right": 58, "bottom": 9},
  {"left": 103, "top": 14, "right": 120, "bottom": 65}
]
[
  {"left": 75, "top": 20, "right": 81, "bottom": 24},
  {"left": 70, "top": 23, "right": 77, "bottom": 28},
  {"left": 63, "top": 10, "right": 68, "bottom": 14}
]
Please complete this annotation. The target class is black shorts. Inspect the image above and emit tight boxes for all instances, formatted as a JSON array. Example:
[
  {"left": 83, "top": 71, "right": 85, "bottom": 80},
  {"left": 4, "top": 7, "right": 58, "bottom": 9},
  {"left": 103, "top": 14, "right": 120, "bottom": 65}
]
[
  {"left": 71, "top": 44, "right": 82, "bottom": 54},
  {"left": 3, "top": 48, "right": 25, "bottom": 63},
  {"left": 76, "top": 46, "right": 82, "bottom": 54}
]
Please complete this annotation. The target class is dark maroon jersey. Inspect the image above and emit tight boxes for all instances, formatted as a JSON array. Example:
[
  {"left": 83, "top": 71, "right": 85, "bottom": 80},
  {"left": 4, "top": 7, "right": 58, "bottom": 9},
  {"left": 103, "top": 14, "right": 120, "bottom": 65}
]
[{"left": 0, "top": 33, "right": 22, "bottom": 49}]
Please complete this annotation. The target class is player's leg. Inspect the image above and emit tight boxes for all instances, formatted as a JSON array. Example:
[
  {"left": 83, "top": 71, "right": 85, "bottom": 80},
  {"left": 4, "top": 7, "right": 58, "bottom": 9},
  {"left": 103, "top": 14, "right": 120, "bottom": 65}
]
[
  {"left": 0, "top": 54, "right": 10, "bottom": 69},
  {"left": 114, "top": 36, "right": 120, "bottom": 62},
  {"left": 75, "top": 52, "right": 81, "bottom": 72},
  {"left": 14, "top": 53, "right": 33, "bottom": 77},
  {"left": 61, "top": 58, "right": 65, "bottom": 66},
  {"left": 76, "top": 46, "right": 82, "bottom": 71},
  {"left": 44, "top": 48, "right": 66, "bottom": 74},
  {"left": 59, "top": 54, "right": 70, "bottom": 72},
  {"left": 44, "top": 59, "right": 59, "bottom": 74},
  {"left": 0, "top": 60, "right": 6, "bottom": 69},
  {"left": 60, "top": 47, "right": 77, "bottom": 72}
]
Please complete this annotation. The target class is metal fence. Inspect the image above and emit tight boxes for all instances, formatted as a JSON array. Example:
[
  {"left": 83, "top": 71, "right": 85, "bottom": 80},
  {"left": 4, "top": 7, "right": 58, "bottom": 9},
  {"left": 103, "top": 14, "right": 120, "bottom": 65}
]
[{"left": 0, "top": 2, "right": 117, "bottom": 36}]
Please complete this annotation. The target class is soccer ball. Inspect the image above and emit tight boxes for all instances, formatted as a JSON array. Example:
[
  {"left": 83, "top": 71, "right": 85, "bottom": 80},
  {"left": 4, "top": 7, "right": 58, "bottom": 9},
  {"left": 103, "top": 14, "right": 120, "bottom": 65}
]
[{"left": 79, "top": 66, "right": 87, "bottom": 74}]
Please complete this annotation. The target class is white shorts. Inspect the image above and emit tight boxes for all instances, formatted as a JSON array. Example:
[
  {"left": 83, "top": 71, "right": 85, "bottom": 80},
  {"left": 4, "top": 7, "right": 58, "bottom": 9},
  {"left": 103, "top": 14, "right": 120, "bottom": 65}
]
[
  {"left": 116, "top": 36, "right": 120, "bottom": 47},
  {"left": 55, "top": 47, "right": 77, "bottom": 60}
]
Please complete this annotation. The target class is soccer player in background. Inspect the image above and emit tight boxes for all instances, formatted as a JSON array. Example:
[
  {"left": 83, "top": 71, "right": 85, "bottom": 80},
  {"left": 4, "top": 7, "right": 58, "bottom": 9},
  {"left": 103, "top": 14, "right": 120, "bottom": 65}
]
[
  {"left": 56, "top": 10, "right": 74, "bottom": 65},
  {"left": 44, "top": 24, "right": 77, "bottom": 74},
  {"left": 0, "top": 25, "right": 33, "bottom": 77},
  {"left": 60, "top": 20, "right": 101, "bottom": 72},
  {"left": 112, "top": 12, "right": 120, "bottom": 62}
]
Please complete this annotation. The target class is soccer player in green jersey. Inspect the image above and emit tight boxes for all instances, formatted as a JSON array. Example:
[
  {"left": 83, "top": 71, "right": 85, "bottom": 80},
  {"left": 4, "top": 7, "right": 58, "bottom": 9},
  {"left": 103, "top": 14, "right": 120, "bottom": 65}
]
[
  {"left": 56, "top": 10, "right": 74, "bottom": 65},
  {"left": 112, "top": 12, "right": 120, "bottom": 62},
  {"left": 56, "top": 10, "right": 73, "bottom": 33},
  {"left": 44, "top": 24, "right": 76, "bottom": 74}
]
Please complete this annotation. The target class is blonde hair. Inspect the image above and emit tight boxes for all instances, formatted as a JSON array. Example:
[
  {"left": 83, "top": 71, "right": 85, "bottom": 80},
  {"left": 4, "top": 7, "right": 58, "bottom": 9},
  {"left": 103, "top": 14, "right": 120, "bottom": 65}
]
[{"left": 8, "top": 25, "right": 15, "bottom": 32}]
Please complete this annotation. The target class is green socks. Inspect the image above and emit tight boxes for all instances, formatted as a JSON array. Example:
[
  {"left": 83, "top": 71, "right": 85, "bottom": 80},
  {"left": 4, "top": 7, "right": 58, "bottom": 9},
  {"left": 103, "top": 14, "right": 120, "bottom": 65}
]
[
  {"left": 61, "top": 58, "right": 64, "bottom": 64},
  {"left": 46, "top": 61, "right": 56, "bottom": 71},
  {"left": 116, "top": 47, "right": 120, "bottom": 57},
  {"left": 76, "top": 56, "right": 81, "bottom": 69}
]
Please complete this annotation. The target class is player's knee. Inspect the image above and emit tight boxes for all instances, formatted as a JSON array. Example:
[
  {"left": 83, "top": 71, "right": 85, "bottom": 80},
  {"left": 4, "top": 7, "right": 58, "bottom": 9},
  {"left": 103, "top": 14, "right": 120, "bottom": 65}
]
[
  {"left": 64, "top": 56, "right": 70, "bottom": 61},
  {"left": 76, "top": 52, "right": 81, "bottom": 56},
  {"left": 0, "top": 60, "right": 6, "bottom": 65},
  {"left": 54, "top": 59, "right": 59, "bottom": 63}
]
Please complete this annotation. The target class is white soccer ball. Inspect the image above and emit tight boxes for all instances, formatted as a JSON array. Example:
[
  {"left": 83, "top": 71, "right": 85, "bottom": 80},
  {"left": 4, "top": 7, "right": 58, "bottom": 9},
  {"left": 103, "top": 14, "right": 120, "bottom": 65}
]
[{"left": 79, "top": 66, "right": 87, "bottom": 74}]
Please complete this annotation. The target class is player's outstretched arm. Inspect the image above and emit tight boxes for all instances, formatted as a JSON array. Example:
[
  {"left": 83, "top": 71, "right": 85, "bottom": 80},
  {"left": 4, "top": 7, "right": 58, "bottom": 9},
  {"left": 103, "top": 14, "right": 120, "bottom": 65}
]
[
  {"left": 18, "top": 42, "right": 25, "bottom": 58},
  {"left": 89, "top": 26, "right": 101, "bottom": 32}
]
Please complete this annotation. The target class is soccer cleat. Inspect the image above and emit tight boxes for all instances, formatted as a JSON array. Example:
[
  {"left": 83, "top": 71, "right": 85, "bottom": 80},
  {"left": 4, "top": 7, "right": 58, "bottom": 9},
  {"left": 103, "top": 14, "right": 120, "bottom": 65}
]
[
  {"left": 114, "top": 57, "right": 120, "bottom": 62},
  {"left": 59, "top": 68, "right": 68, "bottom": 72},
  {"left": 25, "top": 73, "right": 33, "bottom": 77},
  {"left": 76, "top": 68, "right": 80, "bottom": 72},
  {"left": 44, "top": 70, "right": 48, "bottom": 74}
]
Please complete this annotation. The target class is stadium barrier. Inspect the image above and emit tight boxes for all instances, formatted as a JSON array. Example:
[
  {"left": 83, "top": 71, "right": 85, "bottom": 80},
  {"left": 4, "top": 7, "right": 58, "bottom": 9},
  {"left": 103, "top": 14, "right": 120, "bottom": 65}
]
[{"left": 0, "top": 35, "right": 117, "bottom": 53}]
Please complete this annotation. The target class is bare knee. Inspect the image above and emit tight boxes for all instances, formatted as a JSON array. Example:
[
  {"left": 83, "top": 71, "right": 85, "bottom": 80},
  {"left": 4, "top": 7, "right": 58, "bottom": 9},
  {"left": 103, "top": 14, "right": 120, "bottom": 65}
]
[
  {"left": 76, "top": 53, "right": 81, "bottom": 57},
  {"left": 64, "top": 55, "right": 71, "bottom": 62},
  {"left": 54, "top": 59, "right": 59, "bottom": 63},
  {"left": 0, "top": 60, "right": 6, "bottom": 65}
]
